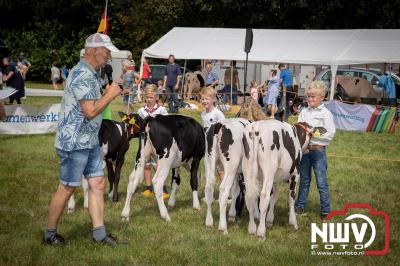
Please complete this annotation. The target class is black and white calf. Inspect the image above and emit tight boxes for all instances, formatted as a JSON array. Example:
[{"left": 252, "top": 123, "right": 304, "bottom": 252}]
[
  {"left": 241, "top": 120, "right": 317, "bottom": 239},
  {"left": 67, "top": 112, "right": 143, "bottom": 212},
  {"left": 67, "top": 178, "right": 89, "bottom": 212},
  {"left": 204, "top": 118, "right": 250, "bottom": 234},
  {"left": 121, "top": 115, "right": 205, "bottom": 222},
  {"left": 100, "top": 112, "right": 143, "bottom": 201}
]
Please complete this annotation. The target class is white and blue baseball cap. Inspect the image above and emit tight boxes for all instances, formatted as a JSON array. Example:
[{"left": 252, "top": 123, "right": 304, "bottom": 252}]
[{"left": 85, "top": 33, "right": 119, "bottom": 52}]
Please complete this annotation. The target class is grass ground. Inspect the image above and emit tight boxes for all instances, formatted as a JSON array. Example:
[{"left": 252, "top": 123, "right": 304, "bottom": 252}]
[
  {"left": 25, "top": 81, "right": 55, "bottom": 90},
  {"left": 0, "top": 94, "right": 399, "bottom": 265}
]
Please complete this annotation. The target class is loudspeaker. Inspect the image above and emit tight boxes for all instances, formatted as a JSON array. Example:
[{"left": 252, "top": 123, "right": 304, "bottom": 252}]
[{"left": 244, "top": 28, "right": 253, "bottom": 53}]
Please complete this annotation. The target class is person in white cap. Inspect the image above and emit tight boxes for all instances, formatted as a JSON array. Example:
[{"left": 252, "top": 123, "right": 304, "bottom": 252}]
[{"left": 44, "top": 33, "right": 122, "bottom": 246}]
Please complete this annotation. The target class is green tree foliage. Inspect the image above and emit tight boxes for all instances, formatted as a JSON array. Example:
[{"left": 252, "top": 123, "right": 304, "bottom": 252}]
[
  {"left": 0, "top": 0, "right": 399, "bottom": 81},
  {"left": 109, "top": 0, "right": 185, "bottom": 57},
  {"left": 0, "top": 0, "right": 101, "bottom": 80}
]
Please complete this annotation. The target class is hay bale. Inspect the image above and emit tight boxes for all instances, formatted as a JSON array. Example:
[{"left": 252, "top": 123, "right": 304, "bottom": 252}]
[{"left": 237, "top": 97, "right": 267, "bottom": 121}]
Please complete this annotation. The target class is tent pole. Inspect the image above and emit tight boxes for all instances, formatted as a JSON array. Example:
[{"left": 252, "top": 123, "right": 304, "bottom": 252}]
[
  {"left": 329, "top": 65, "right": 338, "bottom": 100},
  {"left": 244, "top": 53, "right": 249, "bottom": 102},
  {"left": 181, "top": 59, "right": 187, "bottom": 99},
  {"left": 138, "top": 52, "right": 145, "bottom": 103},
  {"left": 230, "top": 63, "right": 233, "bottom": 104}
]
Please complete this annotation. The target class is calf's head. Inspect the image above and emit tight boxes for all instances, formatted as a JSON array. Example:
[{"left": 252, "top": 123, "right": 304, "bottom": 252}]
[
  {"left": 294, "top": 122, "right": 327, "bottom": 152},
  {"left": 118, "top": 112, "right": 143, "bottom": 139}
]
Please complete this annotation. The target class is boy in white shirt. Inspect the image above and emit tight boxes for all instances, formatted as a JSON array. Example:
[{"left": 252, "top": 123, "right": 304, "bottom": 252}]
[
  {"left": 200, "top": 86, "right": 225, "bottom": 132},
  {"left": 295, "top": 81, "right": 336, "bottom": 219},
  {"left": 137, "top": 84, "right": 169, "bottom": 199},
  {"left": 200, "top": 86, "right": 225, "bottom": 181}
]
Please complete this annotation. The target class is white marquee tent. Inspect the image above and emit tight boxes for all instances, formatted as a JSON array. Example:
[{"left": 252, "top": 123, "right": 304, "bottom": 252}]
[{"left": 141, "top": 27, "right": 400, "bottom": 99}]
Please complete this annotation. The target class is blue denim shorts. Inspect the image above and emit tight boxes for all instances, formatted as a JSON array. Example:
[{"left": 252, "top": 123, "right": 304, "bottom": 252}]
[{"left": 56, "top": 146, "right": 104, "bottom": 187}]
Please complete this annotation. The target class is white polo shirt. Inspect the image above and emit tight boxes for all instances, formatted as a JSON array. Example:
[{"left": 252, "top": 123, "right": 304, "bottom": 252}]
[
  {"left": 201, "top": 107, "right": 225, "bottom": 130},
  {"left": 138, "top": 104, "right": 168, "bottom": 119},
  {"left": 297, "top": 103, "right": 336, "bottom": 146}
]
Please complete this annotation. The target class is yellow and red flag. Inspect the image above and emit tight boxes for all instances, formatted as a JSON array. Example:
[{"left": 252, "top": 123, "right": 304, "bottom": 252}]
[
  {"left": 97, "top": 9, "right": 108, "bottom": 35},
  {"left": 99, "top": 3, "right": 112, "bottom": 120}
]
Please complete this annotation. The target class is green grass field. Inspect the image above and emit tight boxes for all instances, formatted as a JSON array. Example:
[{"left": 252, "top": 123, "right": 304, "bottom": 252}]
[
  {"left": 0, "top": 95, "right": 399, "bottom": 265},
  {"left": 25, "top": 81, "right": 55, "bottom": 90}
]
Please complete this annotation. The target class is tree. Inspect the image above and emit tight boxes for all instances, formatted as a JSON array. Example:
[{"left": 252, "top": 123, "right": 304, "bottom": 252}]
[{"left": 1, "top": 0, "right": 399, "bottom": 81}]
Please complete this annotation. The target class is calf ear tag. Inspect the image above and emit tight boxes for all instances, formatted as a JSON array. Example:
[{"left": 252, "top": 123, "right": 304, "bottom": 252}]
[
  {"left": 129, "top": 118, "right": 136, "bottom": 125},
  {"left": 122, "top": 115, "right": 128, "bottom": 122}
]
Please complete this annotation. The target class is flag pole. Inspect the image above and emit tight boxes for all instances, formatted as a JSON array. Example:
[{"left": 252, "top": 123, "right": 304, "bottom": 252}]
[{"left": 104, "top": 0, "right": 108, "bottom": 33}]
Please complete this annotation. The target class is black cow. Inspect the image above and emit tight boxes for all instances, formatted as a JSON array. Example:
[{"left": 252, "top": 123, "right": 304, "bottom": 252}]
[{"left": 121, "top": 115, "right": 205, "bottom": 222}]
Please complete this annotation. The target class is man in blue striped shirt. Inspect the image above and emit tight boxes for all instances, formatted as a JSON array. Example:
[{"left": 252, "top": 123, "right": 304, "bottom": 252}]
[
  {"left": 45, "top": 33, "right": 121, "bottom": 247},
  {"left": 205, "top": 61, "right": 219, "bottom": 88}
]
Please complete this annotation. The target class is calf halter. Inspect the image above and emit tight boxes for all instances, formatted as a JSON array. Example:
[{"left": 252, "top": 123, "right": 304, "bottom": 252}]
[
  {"left": 122, "top": 115, "right": 140, "bottom": 137},
  {"left": 295, "top": 123, "right": 313, "bottom": 137}
]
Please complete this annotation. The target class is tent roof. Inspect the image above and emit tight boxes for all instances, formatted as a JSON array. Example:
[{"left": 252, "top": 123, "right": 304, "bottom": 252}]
[{"left": 143, "top": 27, "right": 400, "bottom": 65}]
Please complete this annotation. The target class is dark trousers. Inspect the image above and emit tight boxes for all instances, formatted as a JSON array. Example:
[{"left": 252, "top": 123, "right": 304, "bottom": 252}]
[
  {"left": 282, "top": 86, "right": 293, "bottom": 121},
  {"left": 220, "top": 85, "right": 238, "bottom": 105},
  {"left": 9, "top": 96, "right": 21, "bottom": 104},
  {"left": 166, "top": 85, "right": 179, "bottom": 113}
]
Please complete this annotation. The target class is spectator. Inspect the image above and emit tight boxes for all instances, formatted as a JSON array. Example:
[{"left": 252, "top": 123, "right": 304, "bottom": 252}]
[
  {"left": 51, "top": 62, "right": 60, "bottom": 90},
  {"left": 249, "top": 80, "right": 264, "bottom": 103},
  {"left": 0, "top": 69, "right": 3, "bottom": 89},
  {"left": 263, "top": 69, "right": 281, "bottom": 118},
  {"left": 127, "top": 53, "right": 135, "bottom": 71},
  {"left": 137, "top": 84, "right": 169, "bottom": 199},
  {"left": 17, "top": 52, "right": 31, "bottom": 80},
  {"left": 163, "top": 54, "right": 181, "bottom": 113},
  {"left": 205, "top": 61, "right": 219, "bottom": 88},
  {"left": 61, "top": 65, "right": 69, "bottom": 89},
  {"left": 44, "top": 33, "right": 122, "bottom": 247},
  {"left": 120, "top": 59, "right": 140, "bottom": 111},
  {"left": 379, "top": 73, "right": 396, "bottom": 106},
  {"left": 157, "top": 79, "right": 166, "bottom": 103},
  {"left": 141, "top": 58, "right": 151, "bottom": 86},
  {"left": 221, "top": 60, "right": 240, "bottom": 104},
  {"left": 157, "top": 79, "right": 164, "bottom": 94},
  {"left": 0, "top": 100, "right": 5, "bottom": 121},
  {"left": 278, "top": 63, "right": 293, "bottom": 121},
  {"left": 2, "top": 57, "right": 25, "bottom": 104}
]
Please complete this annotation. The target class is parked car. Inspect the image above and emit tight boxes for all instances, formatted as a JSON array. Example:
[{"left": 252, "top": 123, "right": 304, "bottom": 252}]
[
  {"left": 148, "top": 64, "right": 191, "bottom": 86},
  {"left": 315, "top": 68, "right": 400, "bottom": 100}
]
